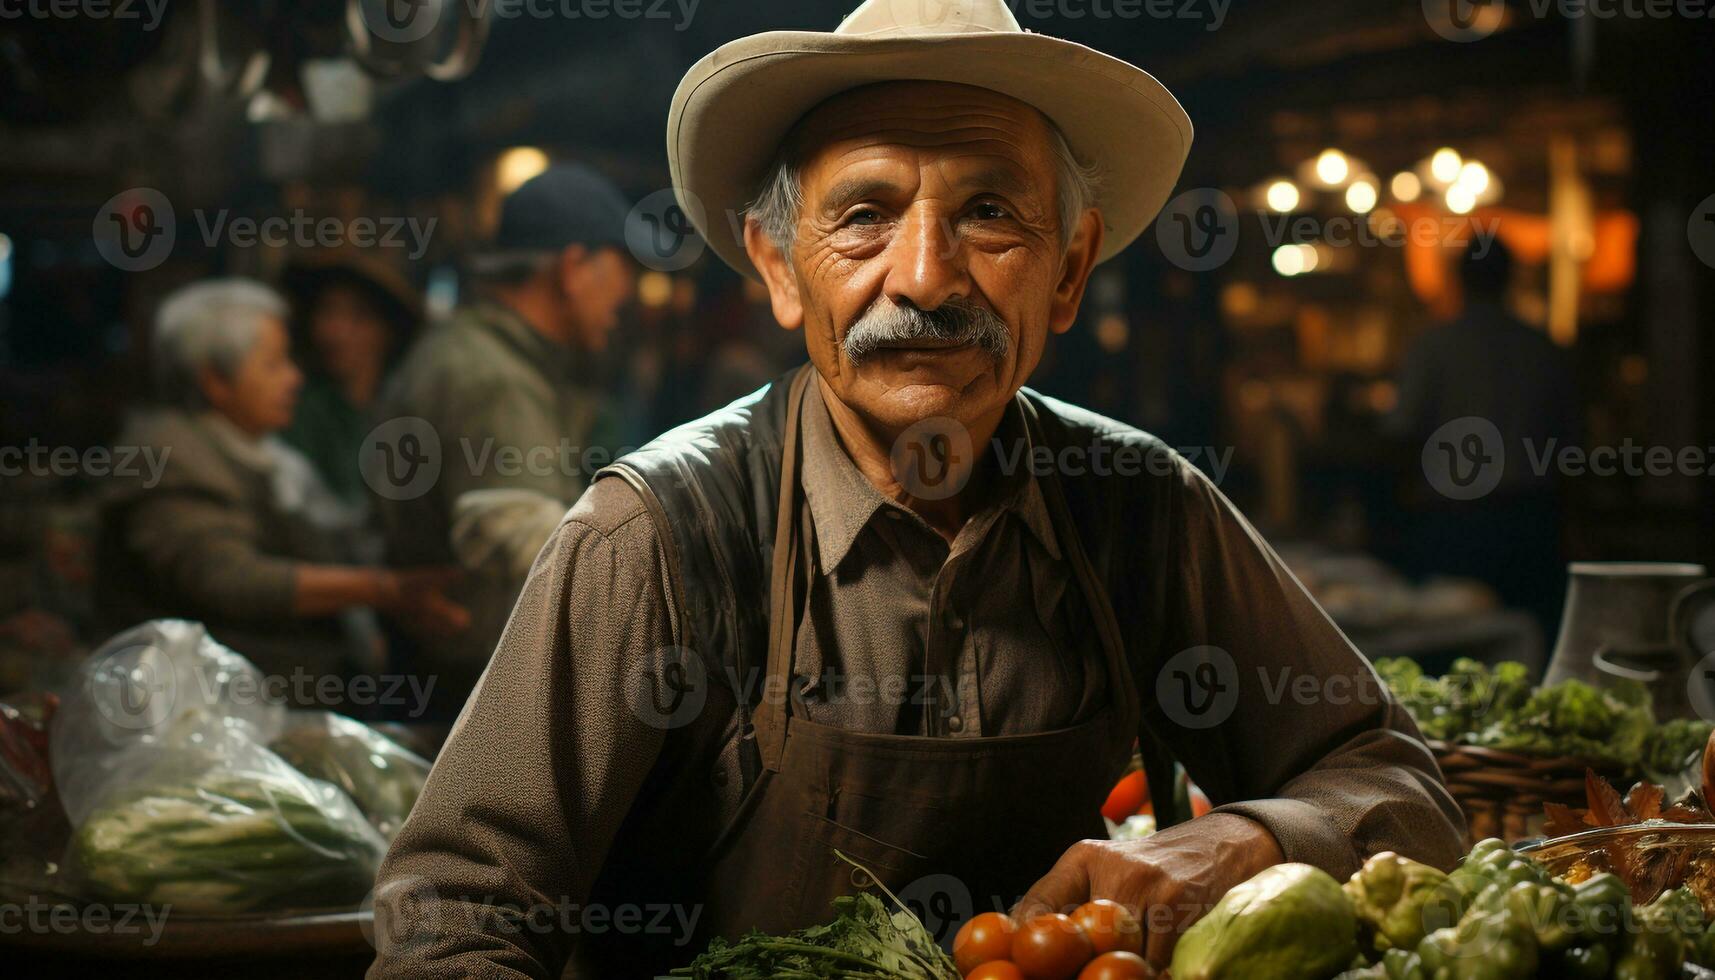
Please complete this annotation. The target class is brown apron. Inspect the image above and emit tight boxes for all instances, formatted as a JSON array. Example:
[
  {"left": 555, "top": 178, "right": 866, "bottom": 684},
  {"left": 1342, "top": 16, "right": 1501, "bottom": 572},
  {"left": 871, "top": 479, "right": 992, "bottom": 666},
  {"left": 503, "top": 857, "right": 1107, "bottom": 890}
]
[{"left": 698, "top": 371, "right": 1141, "bottom": 940}]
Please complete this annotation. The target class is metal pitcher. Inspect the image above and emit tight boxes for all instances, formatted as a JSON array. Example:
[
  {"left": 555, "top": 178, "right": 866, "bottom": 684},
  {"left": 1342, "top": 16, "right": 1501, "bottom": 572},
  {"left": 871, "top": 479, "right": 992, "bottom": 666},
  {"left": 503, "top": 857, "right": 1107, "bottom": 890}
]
[{"left": 1542, "top": 562, "right": 1715, "bottom": 719}]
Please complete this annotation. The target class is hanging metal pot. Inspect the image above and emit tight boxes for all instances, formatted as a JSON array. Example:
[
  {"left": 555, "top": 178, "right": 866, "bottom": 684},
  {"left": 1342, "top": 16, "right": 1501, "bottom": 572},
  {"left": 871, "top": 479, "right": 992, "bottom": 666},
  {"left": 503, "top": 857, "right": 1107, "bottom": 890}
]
[{"left": 344, "top": 0, "right": 493, "bottom": 81}]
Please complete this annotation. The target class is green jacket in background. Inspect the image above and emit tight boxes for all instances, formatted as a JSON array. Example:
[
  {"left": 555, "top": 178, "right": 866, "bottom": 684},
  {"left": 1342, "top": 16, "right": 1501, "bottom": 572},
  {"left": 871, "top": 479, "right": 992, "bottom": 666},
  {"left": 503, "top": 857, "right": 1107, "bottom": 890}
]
[{"left": 371, "top": 302, "right": 614, "bottom": 709}]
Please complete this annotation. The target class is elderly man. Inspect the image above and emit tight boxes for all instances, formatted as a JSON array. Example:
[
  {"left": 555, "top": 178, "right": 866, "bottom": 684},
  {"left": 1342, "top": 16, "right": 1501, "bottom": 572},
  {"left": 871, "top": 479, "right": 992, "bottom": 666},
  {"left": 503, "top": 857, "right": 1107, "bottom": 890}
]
[{"left": 369, "top": 2, "right": 1465, "bottom": 976}]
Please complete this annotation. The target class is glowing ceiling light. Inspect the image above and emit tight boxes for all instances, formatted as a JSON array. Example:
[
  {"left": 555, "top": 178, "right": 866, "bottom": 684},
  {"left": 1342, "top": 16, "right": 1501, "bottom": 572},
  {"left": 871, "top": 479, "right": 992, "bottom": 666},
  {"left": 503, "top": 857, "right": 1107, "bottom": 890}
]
[
  {"left": 1265, "top": 179, "right": 1301, "bottom": 212},
  {"left": 1315, "top": 149, "right": 1350, "bottom": 186},
  {"left": 1429, "top": 148, "right": 1463, "bottom": 185},
  {"left": 1272, "top": 243, "right": 1319, "bottom": 277},
  {"left": 1390, "top": 172, "right": 1422, "bottom": 202},
  {"left": 1456, "top": 161, "right": 1491, "bottom": 196},
  {"left": 1345, "top": 180, "right": 1378, "bottom": 214},
  {"left": 496, "top": 147, "right": 550, "bottom": 195},
  {"left": 1445, "top": 184, "right": 1477, "bottom": 214}
]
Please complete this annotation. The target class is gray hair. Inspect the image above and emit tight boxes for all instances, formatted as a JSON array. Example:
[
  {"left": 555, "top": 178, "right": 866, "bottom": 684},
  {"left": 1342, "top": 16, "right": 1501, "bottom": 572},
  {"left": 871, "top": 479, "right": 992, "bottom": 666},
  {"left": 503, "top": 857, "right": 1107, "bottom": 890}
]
[
  {"left": 747, "top": 119, "right": 1100, "bottom": 258},
  {"left": 152, "top": 278, "right": 288, "bottom": 410}
]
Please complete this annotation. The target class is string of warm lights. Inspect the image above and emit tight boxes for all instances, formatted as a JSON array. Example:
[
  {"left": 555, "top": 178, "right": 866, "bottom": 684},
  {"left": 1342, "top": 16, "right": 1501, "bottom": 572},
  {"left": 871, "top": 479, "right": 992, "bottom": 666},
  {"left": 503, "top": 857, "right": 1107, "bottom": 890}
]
[{"left": 1254, "top": 146, "right": 1503, "bottom": 276}]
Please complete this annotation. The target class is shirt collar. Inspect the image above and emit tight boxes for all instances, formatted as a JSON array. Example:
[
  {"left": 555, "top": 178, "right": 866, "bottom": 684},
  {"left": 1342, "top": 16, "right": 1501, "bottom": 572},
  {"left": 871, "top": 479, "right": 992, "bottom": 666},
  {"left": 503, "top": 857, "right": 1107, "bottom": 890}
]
[
  {"left": 468, "top": 301, "right": 572, "bottom": 375},
  {"left": 798, "top": 377, "right": 1062, "bottom": 572}
]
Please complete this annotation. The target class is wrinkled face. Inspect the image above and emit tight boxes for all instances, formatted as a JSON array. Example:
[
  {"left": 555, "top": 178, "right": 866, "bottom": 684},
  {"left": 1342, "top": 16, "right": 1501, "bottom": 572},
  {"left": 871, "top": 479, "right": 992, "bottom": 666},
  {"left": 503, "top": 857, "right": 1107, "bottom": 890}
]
[
  {"left": 203, "top": 315, "right": 303, "bottom": 436},
  {"left": 309, "top": 285, "right": 391, "bottom": 380},
  {"left": 746, "top": 81, "right": 1102, "bottom": 439}
]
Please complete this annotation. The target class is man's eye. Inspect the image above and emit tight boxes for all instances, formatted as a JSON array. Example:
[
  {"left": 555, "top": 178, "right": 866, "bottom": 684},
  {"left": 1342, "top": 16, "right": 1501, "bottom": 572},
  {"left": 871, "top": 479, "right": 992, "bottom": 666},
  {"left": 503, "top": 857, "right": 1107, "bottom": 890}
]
[
  {"left": 970, "top": 201, "right": 1011, "bottom": 221},
  {"left": 846, "top": 208, "right": 885, "bottom": 226}
]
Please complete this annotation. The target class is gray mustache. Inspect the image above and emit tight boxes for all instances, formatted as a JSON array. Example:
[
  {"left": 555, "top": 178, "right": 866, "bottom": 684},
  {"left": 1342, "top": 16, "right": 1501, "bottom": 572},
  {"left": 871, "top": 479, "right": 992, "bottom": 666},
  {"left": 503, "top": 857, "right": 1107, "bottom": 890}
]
[{"left": 842, "top": 297, "right": 1012, "bottom": 365}]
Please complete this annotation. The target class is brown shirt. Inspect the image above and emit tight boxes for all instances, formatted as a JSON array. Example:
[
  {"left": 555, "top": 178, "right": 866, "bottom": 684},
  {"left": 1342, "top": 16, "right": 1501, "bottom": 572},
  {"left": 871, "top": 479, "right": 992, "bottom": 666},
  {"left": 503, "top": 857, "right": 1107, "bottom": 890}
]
[
  {"left": 794, "top": 381, "right": 1100, "bottom": 737},
  {"left": 369, "top": 380, "right": 1465, "bottom": 980}
]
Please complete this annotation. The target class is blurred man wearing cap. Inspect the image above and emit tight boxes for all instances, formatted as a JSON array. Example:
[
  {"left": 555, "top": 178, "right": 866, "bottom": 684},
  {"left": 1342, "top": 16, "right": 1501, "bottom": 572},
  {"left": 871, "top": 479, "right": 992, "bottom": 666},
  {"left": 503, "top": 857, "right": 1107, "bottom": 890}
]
[
  {"left": 371, "top": 163, "right": 635, "bottom": 718},
  {"left": 371, "top": 3, "right": 1463, "bottom": 976}
]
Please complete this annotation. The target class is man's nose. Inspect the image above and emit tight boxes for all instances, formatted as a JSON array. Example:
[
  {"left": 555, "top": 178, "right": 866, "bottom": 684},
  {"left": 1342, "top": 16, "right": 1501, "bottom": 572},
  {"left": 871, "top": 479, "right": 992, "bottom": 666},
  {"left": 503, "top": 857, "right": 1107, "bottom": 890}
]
[{"left": 883, "top": 206, "right": 970, "bottom": 312}]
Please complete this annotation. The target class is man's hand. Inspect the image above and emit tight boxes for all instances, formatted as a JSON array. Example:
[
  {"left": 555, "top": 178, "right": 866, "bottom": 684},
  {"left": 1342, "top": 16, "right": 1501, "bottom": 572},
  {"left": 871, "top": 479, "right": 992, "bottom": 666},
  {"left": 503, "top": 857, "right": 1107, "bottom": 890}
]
[
  {"left": 1014, "top": 813, "right": 1284, "bottom": 967},
  {"left": 381, "top": 566, "right": 473, "bottom": 637}
]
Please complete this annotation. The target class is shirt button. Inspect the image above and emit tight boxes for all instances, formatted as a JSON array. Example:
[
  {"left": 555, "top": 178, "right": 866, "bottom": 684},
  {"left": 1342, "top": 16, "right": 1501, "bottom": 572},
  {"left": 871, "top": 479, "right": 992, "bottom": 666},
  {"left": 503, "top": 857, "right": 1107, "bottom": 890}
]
[{"left": 946, "top": 714, "right": 964, "bottom": 733}]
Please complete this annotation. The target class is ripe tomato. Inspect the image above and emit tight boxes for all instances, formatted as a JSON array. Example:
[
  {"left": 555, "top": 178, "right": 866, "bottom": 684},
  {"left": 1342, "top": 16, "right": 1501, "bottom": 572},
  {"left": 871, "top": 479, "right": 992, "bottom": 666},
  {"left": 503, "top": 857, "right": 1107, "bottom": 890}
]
[
  {"left": 954, "top": 912, "right": 1017, "bottom": 975},
  {"left": 1070, "top": 899, "right": 1144, "bottom": 957},
  {"left": 1077, "top": 951, "right": 1155, "bottom": 980},
  {"left": 1189, "top": 786, "right": 1213, "bottom": 817},
  {"left": 967, "top": 963, "right": 1027, "bottom": 980},
  {"left": 1100, "top": 769, "right": 1148, "bottom": 822},
  {"left": 1011, "top": 913, "right": 1093, "bottom": 980}
]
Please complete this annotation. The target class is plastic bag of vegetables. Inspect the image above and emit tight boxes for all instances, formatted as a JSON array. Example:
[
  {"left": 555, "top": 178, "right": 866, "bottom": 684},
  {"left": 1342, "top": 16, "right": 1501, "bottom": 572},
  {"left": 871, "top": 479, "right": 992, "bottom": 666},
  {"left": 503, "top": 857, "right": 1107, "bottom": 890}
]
[
  {"left": 65, "top": 719, "right": 385, "bottom": 914},
  {"left": 51, "top": 619, "right": 287, "bottom": 826},
  {"left": 270, "top": 711, "right": 429, "bottom": 840}
]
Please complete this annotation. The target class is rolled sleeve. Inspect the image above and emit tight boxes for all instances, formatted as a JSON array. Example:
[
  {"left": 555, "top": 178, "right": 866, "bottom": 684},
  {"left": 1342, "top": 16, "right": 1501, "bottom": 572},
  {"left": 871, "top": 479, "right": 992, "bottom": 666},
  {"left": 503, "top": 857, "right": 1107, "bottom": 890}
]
[
  {"left": 1151, "top": 455, "right": 1467, "bottom": 876},
  {"left": 368, "top": 479, "right": 676, "bottom": 979}
]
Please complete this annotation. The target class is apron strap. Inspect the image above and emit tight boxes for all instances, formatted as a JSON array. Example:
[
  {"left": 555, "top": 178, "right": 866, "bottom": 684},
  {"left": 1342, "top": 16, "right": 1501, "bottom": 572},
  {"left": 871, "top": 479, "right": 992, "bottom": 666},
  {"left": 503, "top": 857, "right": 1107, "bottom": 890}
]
[
  {"left": 1016, "top": 395, "right": 1186, "bottom": 830},
  {"left": 755, "top": 366, "right": 815, "bottom": 772},
  {"left": 1015, "top": 395, "right": 1139, "bottom": 730}
]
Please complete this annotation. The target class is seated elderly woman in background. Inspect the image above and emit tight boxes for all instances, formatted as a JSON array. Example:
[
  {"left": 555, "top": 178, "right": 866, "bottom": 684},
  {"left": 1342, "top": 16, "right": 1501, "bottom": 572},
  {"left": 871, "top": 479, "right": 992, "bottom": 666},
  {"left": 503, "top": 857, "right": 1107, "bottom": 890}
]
[{"left": 96, "top": 278, "right": 467, "bottom": 690}]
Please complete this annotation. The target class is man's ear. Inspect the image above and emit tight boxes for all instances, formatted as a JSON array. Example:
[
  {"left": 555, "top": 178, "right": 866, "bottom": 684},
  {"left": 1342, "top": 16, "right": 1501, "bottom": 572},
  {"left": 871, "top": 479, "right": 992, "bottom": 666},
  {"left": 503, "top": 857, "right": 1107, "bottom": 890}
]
[
  {"left": 1049, "top": 209, "right": 1104, "bottom": 335},
  {"left": 743, "top": 217, "right": 804, "bottom": 331},
  {"left": 555, "top": 244, "right": 590, "bottom": 296}
]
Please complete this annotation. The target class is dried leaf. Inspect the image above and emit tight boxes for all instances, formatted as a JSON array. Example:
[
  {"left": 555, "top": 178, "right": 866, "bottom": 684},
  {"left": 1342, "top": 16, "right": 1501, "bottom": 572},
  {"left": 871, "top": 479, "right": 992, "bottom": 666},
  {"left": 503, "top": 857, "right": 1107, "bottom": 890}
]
[
  {"left": 1586, "top": 769, "right": 1631, "bottom": 827},
  {"left": 1624, "top": 781, "right": 1665, "bottom": 822},
  {"left": 1664, "top": 801, "right": 1714, "bottom": 824},
  {"left": 1544, "top": 801, "right": 1591, "bottom": 839}
]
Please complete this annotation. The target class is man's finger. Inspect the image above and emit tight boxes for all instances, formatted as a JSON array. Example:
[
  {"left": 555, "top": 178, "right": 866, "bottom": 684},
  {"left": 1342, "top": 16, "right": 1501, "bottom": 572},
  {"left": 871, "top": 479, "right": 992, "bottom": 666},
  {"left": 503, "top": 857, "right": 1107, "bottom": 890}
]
[{"left": 1012, "top": 843, "right": 1094, "bottom": 921}]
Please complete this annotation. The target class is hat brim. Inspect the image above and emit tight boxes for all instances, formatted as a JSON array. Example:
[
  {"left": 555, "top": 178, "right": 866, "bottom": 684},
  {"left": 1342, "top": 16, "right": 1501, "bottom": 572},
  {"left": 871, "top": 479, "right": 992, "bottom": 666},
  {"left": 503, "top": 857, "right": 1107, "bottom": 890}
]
[{"left": 668, "top": 30, "right": 1193, "bottom": 280}]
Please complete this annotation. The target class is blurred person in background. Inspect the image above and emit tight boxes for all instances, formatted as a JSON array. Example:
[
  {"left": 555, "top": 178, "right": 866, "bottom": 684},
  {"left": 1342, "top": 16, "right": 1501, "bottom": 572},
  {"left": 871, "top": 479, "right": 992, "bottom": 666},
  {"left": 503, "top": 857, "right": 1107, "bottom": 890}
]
[
  {"left": 280, "top": 256, "right": 420, "bottom": 515},
  {"left": 96, "top": 278, "right": 468, "bottom": 693},
  {"left": 1388, "top": 237, "right": 1580, "bottom": 642},
  {"left": 372, "top": 163, "right": 635, "bottom": 719}
]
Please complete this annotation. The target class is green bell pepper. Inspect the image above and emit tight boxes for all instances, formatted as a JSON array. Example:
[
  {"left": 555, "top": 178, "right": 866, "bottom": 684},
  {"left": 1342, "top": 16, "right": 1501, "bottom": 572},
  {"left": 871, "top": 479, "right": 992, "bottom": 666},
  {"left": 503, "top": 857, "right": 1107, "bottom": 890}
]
[
  {"left": 1346, "top": 851, "right": 1456, "bottom": 954},
  {"left": 1416, "top": 904, "right": 1539, "bottom": 980}
]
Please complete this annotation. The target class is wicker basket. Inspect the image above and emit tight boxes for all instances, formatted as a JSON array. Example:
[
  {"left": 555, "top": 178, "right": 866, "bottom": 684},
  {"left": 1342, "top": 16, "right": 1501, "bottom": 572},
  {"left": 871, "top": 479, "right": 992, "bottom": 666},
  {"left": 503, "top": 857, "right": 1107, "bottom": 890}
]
[{"left": 1429, "top": 740, "right": 1631, "bottom": 844}]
